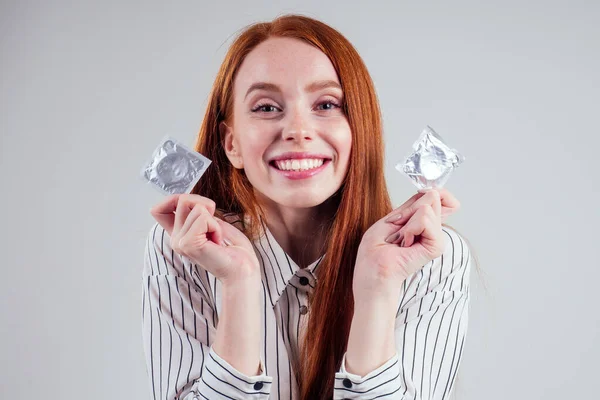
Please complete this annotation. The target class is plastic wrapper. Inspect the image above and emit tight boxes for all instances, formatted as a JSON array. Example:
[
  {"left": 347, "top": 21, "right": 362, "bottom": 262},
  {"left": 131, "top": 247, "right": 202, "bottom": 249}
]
[
  {"left": 140, "top": 136, "right": 211, "bottom": 195},
  {"left": 395, "top": 126, "right": 465, "bottom": 190}
]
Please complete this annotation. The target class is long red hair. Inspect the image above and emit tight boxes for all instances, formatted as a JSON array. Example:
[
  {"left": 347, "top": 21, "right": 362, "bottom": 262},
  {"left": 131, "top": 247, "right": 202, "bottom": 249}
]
[{"left": 191, "top": 14, "right": 393, "bottom": 399}]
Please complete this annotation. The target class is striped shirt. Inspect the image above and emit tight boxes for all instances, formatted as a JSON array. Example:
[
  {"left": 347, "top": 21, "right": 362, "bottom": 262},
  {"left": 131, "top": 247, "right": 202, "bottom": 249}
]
[{"left": 142, "top": 213, "right": 471, "bottom": 400}]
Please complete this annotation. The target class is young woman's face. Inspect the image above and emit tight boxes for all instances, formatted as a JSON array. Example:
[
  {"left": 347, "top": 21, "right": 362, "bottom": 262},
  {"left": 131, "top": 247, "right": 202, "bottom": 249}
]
[{"left": 223, "top": 37, "right": 352, "bottom": 209}]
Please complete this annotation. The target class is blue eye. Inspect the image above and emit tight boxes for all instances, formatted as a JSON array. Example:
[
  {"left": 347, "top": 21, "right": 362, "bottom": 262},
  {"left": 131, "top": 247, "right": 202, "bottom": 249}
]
[
  {"left": 252, "top": 103, "right": 279, "bottom": 113},
  {"left": 251, "top": 101, "right": 341, "bottom": 113},
  {"left": 316, "top": 101, "right": 340, "bottom": 110}
]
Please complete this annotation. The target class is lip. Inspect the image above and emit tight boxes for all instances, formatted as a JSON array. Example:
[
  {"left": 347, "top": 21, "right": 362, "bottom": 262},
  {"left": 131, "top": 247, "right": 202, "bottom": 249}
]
[
  {"left": 269, "top": 152, "right": 332, "bottom": 162},
  {"left": 270, "top": 159, "right": 331, "bottom": 180}
]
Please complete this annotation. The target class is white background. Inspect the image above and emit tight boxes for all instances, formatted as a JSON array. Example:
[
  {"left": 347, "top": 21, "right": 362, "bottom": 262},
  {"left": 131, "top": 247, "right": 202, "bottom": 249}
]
[{"left": 1, "top": 0, "right": 598, "bottom": 399}]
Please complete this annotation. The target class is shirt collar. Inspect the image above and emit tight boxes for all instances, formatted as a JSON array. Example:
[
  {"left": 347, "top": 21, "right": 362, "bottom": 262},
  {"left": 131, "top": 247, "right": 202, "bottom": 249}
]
[{"left": 253, "top": 215, "right": 325, "bottom": 308}]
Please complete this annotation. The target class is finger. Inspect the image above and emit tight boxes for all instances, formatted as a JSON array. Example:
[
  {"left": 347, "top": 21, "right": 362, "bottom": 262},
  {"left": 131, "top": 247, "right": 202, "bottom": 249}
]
[
  {"left": 421, "top": 188, "right": 460, "bottom": 221},
  {"left": 197, "top": 195, "right": 217, "bottom": 216},
  {"left": 173, "top": 195, "right": 217, "bottom": 234},
  {"left": 385, "top": 229, "right": 403, "bottom": 244},
  {"left": 178, "top": 193, "right": 218, "bottom": 216},
  {"left": 200, "top": 212, "right": 224, "bottom": 246},
  {"left": 387, "top": 190, "right": 441, "bottom": 226},
  {"left": 436, "top": 187, "right": 459, "bottom": 207},
  {"left": 384, "top": 192, "right": 424, "bottom": 223},
  {"left": 385, "top": 201, "right": 439, "bottom": 245},
  {"left": 177, "top": 211, "right": 223, "bottom": 252},
  {"left": 150, "top": 194, "right": 181, "bottom": 235},
  {"left": 186, "top": 210, "right": 224, "bottom": 248},
  {"left": 398, "top": 205, "right": 437, "bottom": 247},
  {"left": 215, "top": 218, "right": 250, "bottom": 248},
  {"left": 179, "top": 215, "right": 229, "bottom": 268},
  {"left": 403, "top": 233, "right": 413, "bottom": 248},
  {"left": 173, "top": 196, "right": 196, "bottom": 240},
  {"left": 403, "top": 209, "right": 440, "bottom": 248},
  {"left": 436, "top": 188, "right": 460, "bottom": 219},
  {"left": 431, "top": 190, "right": 442, "bottom": 220},
  {"left": 179, "top": 204, "right": 215, "bottom": 240}
]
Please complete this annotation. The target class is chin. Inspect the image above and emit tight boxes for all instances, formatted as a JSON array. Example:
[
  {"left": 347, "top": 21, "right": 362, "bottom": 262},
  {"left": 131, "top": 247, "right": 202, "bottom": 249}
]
[{"left": 269, "top": 191, "right": 335, "bottom": 209}]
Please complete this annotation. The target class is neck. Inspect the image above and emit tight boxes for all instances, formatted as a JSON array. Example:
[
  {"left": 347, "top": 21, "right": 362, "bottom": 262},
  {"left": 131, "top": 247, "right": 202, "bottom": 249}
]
[{"left": 255, "top": 191, "right": 336, "bottom": 269}]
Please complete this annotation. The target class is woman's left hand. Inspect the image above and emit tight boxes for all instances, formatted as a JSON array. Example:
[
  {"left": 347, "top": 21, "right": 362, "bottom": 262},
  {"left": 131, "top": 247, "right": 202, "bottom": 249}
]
[{"left": 353, "top": 188, "right": 461, "bottom": 301}]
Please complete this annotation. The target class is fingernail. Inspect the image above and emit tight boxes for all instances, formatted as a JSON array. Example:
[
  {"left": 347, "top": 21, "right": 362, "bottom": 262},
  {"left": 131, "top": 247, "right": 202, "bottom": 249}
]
[
  {"left": 385, "top": 213, "right": 402, "bottom": 223},
  {"left": 385, "top": 232, "right": 399, "bottom": 243},
  {"left": 223, "top": 238, "right": 232, "bottom": 246},
  {"left": 400, "top": 238, "right": 405, "bottom": 247}
]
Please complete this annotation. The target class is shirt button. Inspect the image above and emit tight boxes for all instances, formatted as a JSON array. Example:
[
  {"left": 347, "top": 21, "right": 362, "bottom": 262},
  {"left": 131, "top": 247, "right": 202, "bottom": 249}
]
[
  {"left": 254, "top": 382, "right": 264, "bottom": 390},
  {"left": 299, "top": 276, "right": 309, "bottom": 286},
  {"left": 299, "top": 305, "right": 308, "bottom": 315},
  {"left": 343, "top": 378, "right": 353, "bottom": 388}
]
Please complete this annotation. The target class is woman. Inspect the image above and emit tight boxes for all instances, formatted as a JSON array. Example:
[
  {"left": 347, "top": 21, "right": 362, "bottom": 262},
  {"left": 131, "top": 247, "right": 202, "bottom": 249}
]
[{"left": 142, "top": 14, "right": 471, "bottom": 400}]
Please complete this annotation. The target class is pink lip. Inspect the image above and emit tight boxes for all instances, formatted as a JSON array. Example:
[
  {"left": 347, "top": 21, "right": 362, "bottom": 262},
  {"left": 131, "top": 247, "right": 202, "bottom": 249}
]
[{"left": 270, "top": 159, "right": 331, "bottom": 180}]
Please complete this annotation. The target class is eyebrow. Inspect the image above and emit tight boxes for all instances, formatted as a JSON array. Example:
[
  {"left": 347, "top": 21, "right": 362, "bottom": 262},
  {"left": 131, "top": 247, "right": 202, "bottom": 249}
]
[{"left": 244, "top": 80, "right": 342, "bottom": 100}]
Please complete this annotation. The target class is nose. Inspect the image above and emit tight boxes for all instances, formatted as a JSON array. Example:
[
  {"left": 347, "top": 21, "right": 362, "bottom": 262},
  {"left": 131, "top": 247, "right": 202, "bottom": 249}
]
[{"left": 282, "top": 107, "right": 314, "bottom": 142}]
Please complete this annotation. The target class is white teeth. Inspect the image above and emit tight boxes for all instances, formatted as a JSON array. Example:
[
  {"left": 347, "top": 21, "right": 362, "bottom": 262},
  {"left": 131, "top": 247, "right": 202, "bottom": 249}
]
[{"left": 274, "top": 158, "right": 325, "bottom": 171}]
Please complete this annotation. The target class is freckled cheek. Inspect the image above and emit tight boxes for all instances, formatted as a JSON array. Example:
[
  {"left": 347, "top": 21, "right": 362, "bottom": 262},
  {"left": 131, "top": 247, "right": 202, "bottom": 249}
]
[
  {"left": 322, "top": 123, "right": 352, "bottom": 167},
  {"left": 241, "top": 139, "right": 271, "bottom": 169}
]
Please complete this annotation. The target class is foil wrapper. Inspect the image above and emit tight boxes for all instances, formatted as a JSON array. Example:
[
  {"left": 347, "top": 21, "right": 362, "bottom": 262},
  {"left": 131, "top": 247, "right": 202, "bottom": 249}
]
[
  {"left": 395, "top": 126, "right": 465, "bottom": 190},
  {"left": 140, "top": 136, "right": 211, "bottom": 195}
]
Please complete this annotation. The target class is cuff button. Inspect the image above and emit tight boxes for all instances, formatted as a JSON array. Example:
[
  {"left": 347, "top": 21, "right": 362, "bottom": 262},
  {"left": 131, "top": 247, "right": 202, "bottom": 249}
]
[
  {"left": 343, "top": 378, "right": 353, "bottom": 388},
  {"left": 254, "top": 382, "right": 264, "bottom": 390}
]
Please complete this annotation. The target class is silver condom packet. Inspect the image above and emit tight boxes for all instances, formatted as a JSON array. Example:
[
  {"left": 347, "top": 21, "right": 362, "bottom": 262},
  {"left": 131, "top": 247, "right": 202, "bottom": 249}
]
[
  {"left": 395, "top": 126, "right": 465, "bottom": 190},
  {"left": 140, "top": 136, "right": 211, "bottom": 195}
]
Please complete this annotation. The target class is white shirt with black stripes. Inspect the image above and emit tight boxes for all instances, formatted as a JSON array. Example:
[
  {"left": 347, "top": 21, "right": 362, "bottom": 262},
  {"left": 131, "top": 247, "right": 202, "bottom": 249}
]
[{"left": 141, "top": 213, "right": 471, "bottom": 400}]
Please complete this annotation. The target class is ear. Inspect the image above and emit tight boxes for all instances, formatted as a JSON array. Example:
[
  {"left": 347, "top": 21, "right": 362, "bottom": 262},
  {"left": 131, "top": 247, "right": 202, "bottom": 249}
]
[{"left": 220, "top": 121, "right": 244, "bottom": 169}]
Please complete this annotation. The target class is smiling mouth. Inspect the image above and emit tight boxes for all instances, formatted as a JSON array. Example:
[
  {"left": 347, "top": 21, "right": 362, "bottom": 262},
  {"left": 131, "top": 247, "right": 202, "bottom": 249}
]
[{"left": 270, "top": 158, "right": 329, "bottom": 171}]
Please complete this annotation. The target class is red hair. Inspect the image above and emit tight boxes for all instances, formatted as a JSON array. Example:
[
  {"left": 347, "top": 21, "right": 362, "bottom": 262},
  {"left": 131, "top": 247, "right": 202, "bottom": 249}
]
[{"left": 192, "top": 14, "right": 393, "bottom": 399}]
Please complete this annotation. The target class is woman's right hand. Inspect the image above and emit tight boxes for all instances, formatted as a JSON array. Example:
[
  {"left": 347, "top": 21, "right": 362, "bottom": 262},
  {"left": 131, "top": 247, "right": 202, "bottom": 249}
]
[{"left": 150, "top": 194, "right": 260, "bottom": 285}]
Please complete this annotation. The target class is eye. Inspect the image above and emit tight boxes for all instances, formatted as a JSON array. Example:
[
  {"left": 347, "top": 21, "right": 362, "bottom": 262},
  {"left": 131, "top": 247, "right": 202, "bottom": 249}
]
[
  {"left": 251, "top": 102, "right": 280, "bottom": 113},
  {"left": 315, "top": 100, "right": 341, "bottom": 111}
]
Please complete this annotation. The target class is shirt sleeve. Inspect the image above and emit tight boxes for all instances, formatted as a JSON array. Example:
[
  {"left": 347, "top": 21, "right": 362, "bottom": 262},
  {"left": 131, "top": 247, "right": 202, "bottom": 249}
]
[
  {"left": 334, "top": 227, "right": 472, "bottom": 400},
  {"left": 142, "top": 223, "right": 274, "bottom": 400}
]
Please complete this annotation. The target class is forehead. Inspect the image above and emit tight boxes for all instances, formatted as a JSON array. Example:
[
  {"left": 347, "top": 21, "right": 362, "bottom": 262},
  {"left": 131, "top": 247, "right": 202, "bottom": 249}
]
[{"left": 234, "top": 37, "right": 340, "bottom": 92}]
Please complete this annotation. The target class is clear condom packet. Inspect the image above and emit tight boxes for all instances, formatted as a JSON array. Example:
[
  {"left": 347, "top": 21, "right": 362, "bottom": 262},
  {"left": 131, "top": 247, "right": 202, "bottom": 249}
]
[
  {"left": 140, "top": 136, "right": 212, "bottom": 195},
  {"left": 395, "top": 126, "right": 465, "bottom": 190}
]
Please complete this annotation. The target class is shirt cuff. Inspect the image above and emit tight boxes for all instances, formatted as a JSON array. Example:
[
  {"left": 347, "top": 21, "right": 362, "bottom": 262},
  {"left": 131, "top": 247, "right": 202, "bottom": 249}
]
[
  {"left": 333, "top": 351, "right": 402, "bottom": 399},
  {"left": 193, "top": 346, "right": 273, "bottom": 399}
]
